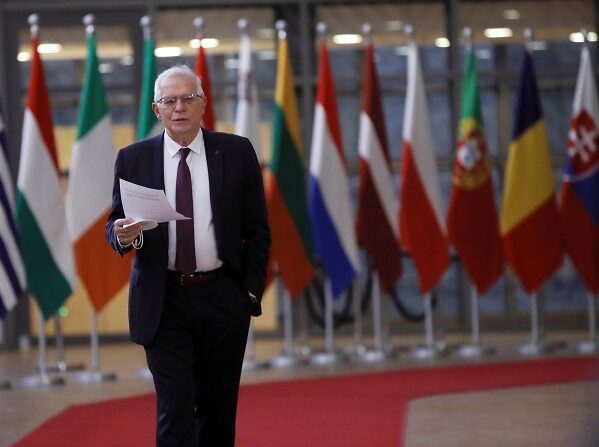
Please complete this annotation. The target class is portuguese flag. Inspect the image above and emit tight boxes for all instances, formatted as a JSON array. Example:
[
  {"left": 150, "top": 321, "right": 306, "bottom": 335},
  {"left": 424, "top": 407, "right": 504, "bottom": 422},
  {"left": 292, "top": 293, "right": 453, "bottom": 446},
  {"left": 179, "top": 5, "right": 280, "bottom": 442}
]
[
  {"left": 265, "top": 35, "right": 314, "bottom": 298},
  {"left": 447, "top": 48, "right": 503, "bottom": 294}
]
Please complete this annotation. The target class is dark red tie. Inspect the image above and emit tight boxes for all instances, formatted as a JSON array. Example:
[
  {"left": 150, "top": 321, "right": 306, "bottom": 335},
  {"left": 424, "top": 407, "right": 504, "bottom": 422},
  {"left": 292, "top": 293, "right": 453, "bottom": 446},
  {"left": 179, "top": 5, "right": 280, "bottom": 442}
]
[{"left": 175, "top": 148, "right": 196, "bottom": 273}]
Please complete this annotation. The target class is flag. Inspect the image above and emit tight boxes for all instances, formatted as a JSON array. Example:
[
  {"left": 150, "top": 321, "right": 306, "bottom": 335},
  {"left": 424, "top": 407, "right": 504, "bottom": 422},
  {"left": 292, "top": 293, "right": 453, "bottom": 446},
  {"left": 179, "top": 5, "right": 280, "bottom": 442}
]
[
  {"left": 265, "top": 35, "right": 314, "bottom": 298},
  {"left": 195, "top": 36, "right": 216, "bottom": 130},
  {"left": 446, "top": 48, "right": 503, "bottom": 294},
  {"left": 308, "top": 41, "right": 359, "bottom": 297},
  {"left": 16, "top": 37, "right": 76, "bottom": 319},
  {"left": 399, "top": 41, "right": 450, "bottom": 295},
  {"left": 559, "top": 45, "right": 599, "bottom": 294},
  {"left": 356, "top": 41, "right": 402, "bottom": 293},
  {"left": 234, "top": 29, "right": 262, "bottom": 160},
  {"left": 0, "top": 104, "right": 25, "bottom": 318},
  {"left": 500, "top": 49, "right": 563, "bottom": 294},
  {"left": 137, "top": 28, "right": 161, "bottom": 140},
  {"left": 66, "top": 31, "right": 130, "bottom": 312}
]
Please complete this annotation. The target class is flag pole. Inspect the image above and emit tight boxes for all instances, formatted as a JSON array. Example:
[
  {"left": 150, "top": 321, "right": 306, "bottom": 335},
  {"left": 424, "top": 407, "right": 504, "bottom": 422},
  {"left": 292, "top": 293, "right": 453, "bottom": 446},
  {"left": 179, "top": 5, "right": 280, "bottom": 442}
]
[
  {"left": 578, "top": 293, "right": 598, "bottom": 353},
  {"left": 75, "top": 309, "right": 117, "bottom": 383},
  {"left": 457, "top": 284, "right": 495, "bottom": 357},
  {"left": 311, "top": 277, "right": 340, "bottom": 364},
  {"left": 44, "top": 313, "right": 85, "bottom": 374},
  {"left": 21, "top": 308, "right": 64, "bottom": 388},
  {"left": 0, "top": 319, "right": 9, "bottom": 389},
  {"left": 360, "top": 270, "right": 388, "bottom": 362},
  {"left": 345, "top": 278, "right": 366, "bottom": 357},
  {"left": 269, "top": 273, "right": 305, "bottom": 368},
  {"left": 411, "top": 292, "right": 440, "bottom": 359}
]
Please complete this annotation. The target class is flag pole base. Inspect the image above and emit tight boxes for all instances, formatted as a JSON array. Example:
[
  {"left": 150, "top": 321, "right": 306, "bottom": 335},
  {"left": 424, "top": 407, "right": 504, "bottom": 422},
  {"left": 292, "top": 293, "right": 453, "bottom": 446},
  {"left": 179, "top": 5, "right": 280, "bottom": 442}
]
[
  {"left": 456, "top": 344, "right": 495, "bottom": 358},
  {"left": 74, "top": 370, "right": 117, "bottom": 384},
  {"left": 39, "top": 361, "right": 86, "bottom": 375},
  {"left": 578, "top": 339, "right": 599, "bottom": 354},
  {"left": 517, "top": 339, "right": 561, "bottom": 356},
  {"left": 342, "top": 343, "right": 367, "bottom": 357},
  {"left": 269, "top": 344, "right": 311, "bottom": 368},
  {"left": 138, "top": 367, "right": 153, "bottom": 380},
  {"left": 309, "top": 351, "right": 342, "bottom": 365},
  {"left": 358, "top": 349, "right": 388, "bottom": 363},
  {"left": 410, "top": 344, "right": 447, "bottom": 360},
  {"left": 21, "top": 373, "right": 65, "bottom": 389},
  {"left": 0, "top": 379, "right": 11, "bottom": 390},
  {"left": 242, "top": 359, "right": 270, "bottom": 372}
]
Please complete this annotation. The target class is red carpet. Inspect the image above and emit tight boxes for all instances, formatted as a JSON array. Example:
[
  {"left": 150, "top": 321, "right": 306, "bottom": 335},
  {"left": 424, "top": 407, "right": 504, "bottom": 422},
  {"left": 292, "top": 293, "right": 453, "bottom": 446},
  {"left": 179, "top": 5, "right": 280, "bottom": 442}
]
[{"left": 11, "top": 356, "right": 599, "bottom": 447}]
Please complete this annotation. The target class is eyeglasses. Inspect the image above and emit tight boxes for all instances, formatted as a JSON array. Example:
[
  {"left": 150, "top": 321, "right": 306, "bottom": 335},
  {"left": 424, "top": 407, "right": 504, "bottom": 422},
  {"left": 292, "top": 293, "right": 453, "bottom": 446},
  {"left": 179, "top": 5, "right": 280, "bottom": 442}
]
[{"left": 156, "top": 92, "right": 204, "bottom": 108}]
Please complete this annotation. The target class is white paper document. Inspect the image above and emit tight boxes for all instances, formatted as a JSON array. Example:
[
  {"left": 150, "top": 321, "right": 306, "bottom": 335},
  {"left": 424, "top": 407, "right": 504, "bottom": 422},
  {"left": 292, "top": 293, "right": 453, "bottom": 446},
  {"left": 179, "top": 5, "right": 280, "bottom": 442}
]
[{"left": 119, "top": 178, "right": 190, "bottom": 230}]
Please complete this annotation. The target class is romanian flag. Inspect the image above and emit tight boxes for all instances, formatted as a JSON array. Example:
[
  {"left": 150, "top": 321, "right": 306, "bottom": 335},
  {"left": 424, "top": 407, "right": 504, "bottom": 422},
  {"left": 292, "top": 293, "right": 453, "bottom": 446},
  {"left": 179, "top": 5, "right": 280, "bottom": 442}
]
[
  {"left": 195, "top": 32, "right": 216, "bottom": 130},
  {"left": 66, "top": 29, "right": 131, "bottom": 311},
  {"left": 399, "top": 41, "right": 449, "bottom": 295},
  {"left": 16, "top": 36, "right": 76, "bottom": 319},
  {"left": 447, "top": 48, "right": 503, "bottom": 294},
  {"left": 356, "top": 41, "right": 402, "bottom": 293},
  {"left": 265, "top": 34, "right": 314, "bottom": 298},
  {"left": 500, "top": 49, "right": 563, "bottom": 294},
  {"left": 559, "top": 45, "right": 599, "bottom": 294}
]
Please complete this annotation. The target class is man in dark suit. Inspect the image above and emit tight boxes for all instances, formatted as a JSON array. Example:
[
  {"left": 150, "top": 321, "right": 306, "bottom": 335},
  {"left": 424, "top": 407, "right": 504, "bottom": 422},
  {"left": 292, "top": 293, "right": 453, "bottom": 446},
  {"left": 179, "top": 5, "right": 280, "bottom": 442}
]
[{"left": 106, "top": 65, "right": 270, "bottom": 446}]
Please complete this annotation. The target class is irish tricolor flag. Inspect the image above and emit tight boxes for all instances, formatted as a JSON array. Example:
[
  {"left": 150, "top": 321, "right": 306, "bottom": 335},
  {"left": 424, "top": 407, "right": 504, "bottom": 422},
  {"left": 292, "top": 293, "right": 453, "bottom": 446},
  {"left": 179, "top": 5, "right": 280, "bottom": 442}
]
[
  {"left": 16, "top": 36, "right": 76, "bottom": 319},
  {"left": 66, "top": 30, "right": 130, "bottom": 312},
  {"left": 265, "top": 33, "right": 314, "bottom": 298}
]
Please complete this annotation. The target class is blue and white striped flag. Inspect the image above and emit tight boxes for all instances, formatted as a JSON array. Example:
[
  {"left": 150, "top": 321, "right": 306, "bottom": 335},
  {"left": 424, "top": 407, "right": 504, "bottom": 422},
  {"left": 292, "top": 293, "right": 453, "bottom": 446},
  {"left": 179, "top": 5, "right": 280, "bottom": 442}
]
[{"left": 0, "top": 105, "right": 25, "bottom": 318}]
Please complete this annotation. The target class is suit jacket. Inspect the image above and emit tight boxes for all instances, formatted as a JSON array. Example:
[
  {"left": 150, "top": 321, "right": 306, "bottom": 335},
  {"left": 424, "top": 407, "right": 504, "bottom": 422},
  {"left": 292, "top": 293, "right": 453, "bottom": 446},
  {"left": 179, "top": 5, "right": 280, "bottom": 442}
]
[{"left": 106, "top": 129, "right": 271, "bottom": 346}]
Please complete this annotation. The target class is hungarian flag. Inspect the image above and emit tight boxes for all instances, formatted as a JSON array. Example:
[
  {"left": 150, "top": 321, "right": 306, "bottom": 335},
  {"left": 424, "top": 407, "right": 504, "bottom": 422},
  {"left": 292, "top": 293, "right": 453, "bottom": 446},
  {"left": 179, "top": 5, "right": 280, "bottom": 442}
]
[
  {"left": 308, "top": 41, "right": 359, "bottom": 297},
  {"left": 265, "top": 34, "right": 314, "bottom": 298},
  {"left": 447, "top": 48, "right": 503, "bottom": 294},
  {"left": 356, "top": 42, "right": 402, "bottom": 293},
  {"left": 0, "top": 103, "right": 25, "bottom": 318},
  {"left": 234, "top": 28, "right": 262, "bottom": 161},
  {"left": 500, "top": 49, "right": 563, "bottom": 294},
  {"left": 66, "top": 31, "right": 131, "bottom": 312},
  {"left": 137, "top": 26, "right": 161, "bottom": 140},
  {"left": 559, "top": 45, "right": 599, "bottom": 294},
  {"left": 16, "top": 36, "right": 76, "bottom": 319},
  {"left": 195, "top": 34, "right": 216, "bottom": 130},
  {"left": 399, "top": 41, "right": 450, "bottom": 295}
]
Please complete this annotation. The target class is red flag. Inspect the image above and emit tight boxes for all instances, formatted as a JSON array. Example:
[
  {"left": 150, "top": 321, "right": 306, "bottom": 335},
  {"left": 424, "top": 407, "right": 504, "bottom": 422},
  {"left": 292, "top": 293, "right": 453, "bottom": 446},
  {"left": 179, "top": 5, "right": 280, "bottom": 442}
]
[
  {"left": 447, "top": 48, "right": 503, "bottom": 294},
  {"left": 399, "top": 42, "right": 450, "bottom": 295},
  {"left": 355, "top": 42, "right": 402, "bottom": 293},
  {"left": 195, "top": 36, "right": 216, "bottom": 130}
]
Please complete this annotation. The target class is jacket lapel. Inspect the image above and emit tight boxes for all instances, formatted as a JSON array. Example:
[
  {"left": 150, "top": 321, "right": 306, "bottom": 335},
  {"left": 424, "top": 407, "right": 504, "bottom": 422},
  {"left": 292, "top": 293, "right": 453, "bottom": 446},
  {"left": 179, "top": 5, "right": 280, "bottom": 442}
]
[
  {"left": 147, "top": 133, "right": 168, "bottom": 244},
  {"left": 203, "top": 128, "right": 223, "bottom": 214}
]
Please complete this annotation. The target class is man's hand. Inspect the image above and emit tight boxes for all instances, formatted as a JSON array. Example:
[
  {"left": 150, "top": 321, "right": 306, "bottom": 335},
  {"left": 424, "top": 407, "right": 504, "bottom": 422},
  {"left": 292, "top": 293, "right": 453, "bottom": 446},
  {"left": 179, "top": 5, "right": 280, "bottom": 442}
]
[{"left": 114, "top": 218, "right": 143, "bottom": 247}]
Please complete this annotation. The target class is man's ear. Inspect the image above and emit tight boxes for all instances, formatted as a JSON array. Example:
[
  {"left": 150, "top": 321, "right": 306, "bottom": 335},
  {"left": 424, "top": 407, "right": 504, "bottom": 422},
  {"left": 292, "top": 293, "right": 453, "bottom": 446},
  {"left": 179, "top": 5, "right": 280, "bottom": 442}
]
[{"left": 152, "top": 103, "right": 162, "bottom": 120}]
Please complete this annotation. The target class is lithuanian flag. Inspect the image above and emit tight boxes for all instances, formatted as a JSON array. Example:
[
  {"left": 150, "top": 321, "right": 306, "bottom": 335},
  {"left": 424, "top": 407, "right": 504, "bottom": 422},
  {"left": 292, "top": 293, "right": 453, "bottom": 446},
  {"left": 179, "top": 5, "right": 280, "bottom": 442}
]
[
  {"left": 265, "top": 33, "right": 313, "bottom": 298},
  {"left": 500, "top": 49, "right": 563, "bottom": 294}
]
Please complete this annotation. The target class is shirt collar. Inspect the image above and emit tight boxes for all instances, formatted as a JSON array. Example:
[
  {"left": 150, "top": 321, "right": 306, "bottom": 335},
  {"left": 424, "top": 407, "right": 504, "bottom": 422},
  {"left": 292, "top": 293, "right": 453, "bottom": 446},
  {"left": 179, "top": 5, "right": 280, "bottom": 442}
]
[{"left": 164, "top": 129, "right": 205, "bottom": 158}]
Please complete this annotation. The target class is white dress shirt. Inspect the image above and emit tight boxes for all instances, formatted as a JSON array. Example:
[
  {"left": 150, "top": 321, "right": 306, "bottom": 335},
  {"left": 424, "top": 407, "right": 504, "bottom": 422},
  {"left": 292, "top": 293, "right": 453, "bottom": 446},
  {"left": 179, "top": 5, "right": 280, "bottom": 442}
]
[{"left": 163, "top": 131, "right": 222, "bottom": 272}]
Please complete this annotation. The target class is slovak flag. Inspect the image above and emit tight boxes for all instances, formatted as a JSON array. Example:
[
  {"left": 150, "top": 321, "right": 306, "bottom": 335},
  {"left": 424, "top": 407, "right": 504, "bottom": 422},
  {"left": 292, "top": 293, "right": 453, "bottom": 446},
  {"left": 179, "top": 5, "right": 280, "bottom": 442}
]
[
  {"left": 560, "top": 45, "right": 599, "bottom": 294},
  {"left": 308, "top": 40, "right": 359, "bottom": 297}
]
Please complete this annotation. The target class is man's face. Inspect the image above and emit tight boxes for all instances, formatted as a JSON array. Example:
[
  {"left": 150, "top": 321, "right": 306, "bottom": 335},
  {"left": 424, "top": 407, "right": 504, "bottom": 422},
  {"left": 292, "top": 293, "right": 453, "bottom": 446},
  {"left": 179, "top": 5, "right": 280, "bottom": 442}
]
[{"left": 152, "top": 75, "right": 206, "bottom": 146}]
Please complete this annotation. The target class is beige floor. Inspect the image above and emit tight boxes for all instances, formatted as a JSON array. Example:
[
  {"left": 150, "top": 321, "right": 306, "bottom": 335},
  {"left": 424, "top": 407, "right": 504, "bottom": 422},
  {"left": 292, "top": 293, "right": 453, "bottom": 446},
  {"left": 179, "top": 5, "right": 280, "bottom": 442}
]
[{"left": 0, "top": 331, "right": 597, "bottom": 447}]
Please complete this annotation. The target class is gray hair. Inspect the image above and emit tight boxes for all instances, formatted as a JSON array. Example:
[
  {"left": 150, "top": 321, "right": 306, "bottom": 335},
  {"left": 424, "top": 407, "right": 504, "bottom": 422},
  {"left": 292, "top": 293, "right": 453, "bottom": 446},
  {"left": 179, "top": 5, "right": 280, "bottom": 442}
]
[{"left": 153, "top": 65, "right": 204, "bottom": 102}]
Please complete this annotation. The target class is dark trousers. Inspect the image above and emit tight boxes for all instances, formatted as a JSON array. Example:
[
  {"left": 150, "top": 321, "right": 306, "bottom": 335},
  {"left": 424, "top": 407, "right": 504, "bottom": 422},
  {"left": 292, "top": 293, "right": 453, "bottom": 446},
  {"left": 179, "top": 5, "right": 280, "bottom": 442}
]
[{"left": 145, "top": 270, "right": 251, "bottom": 447}]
